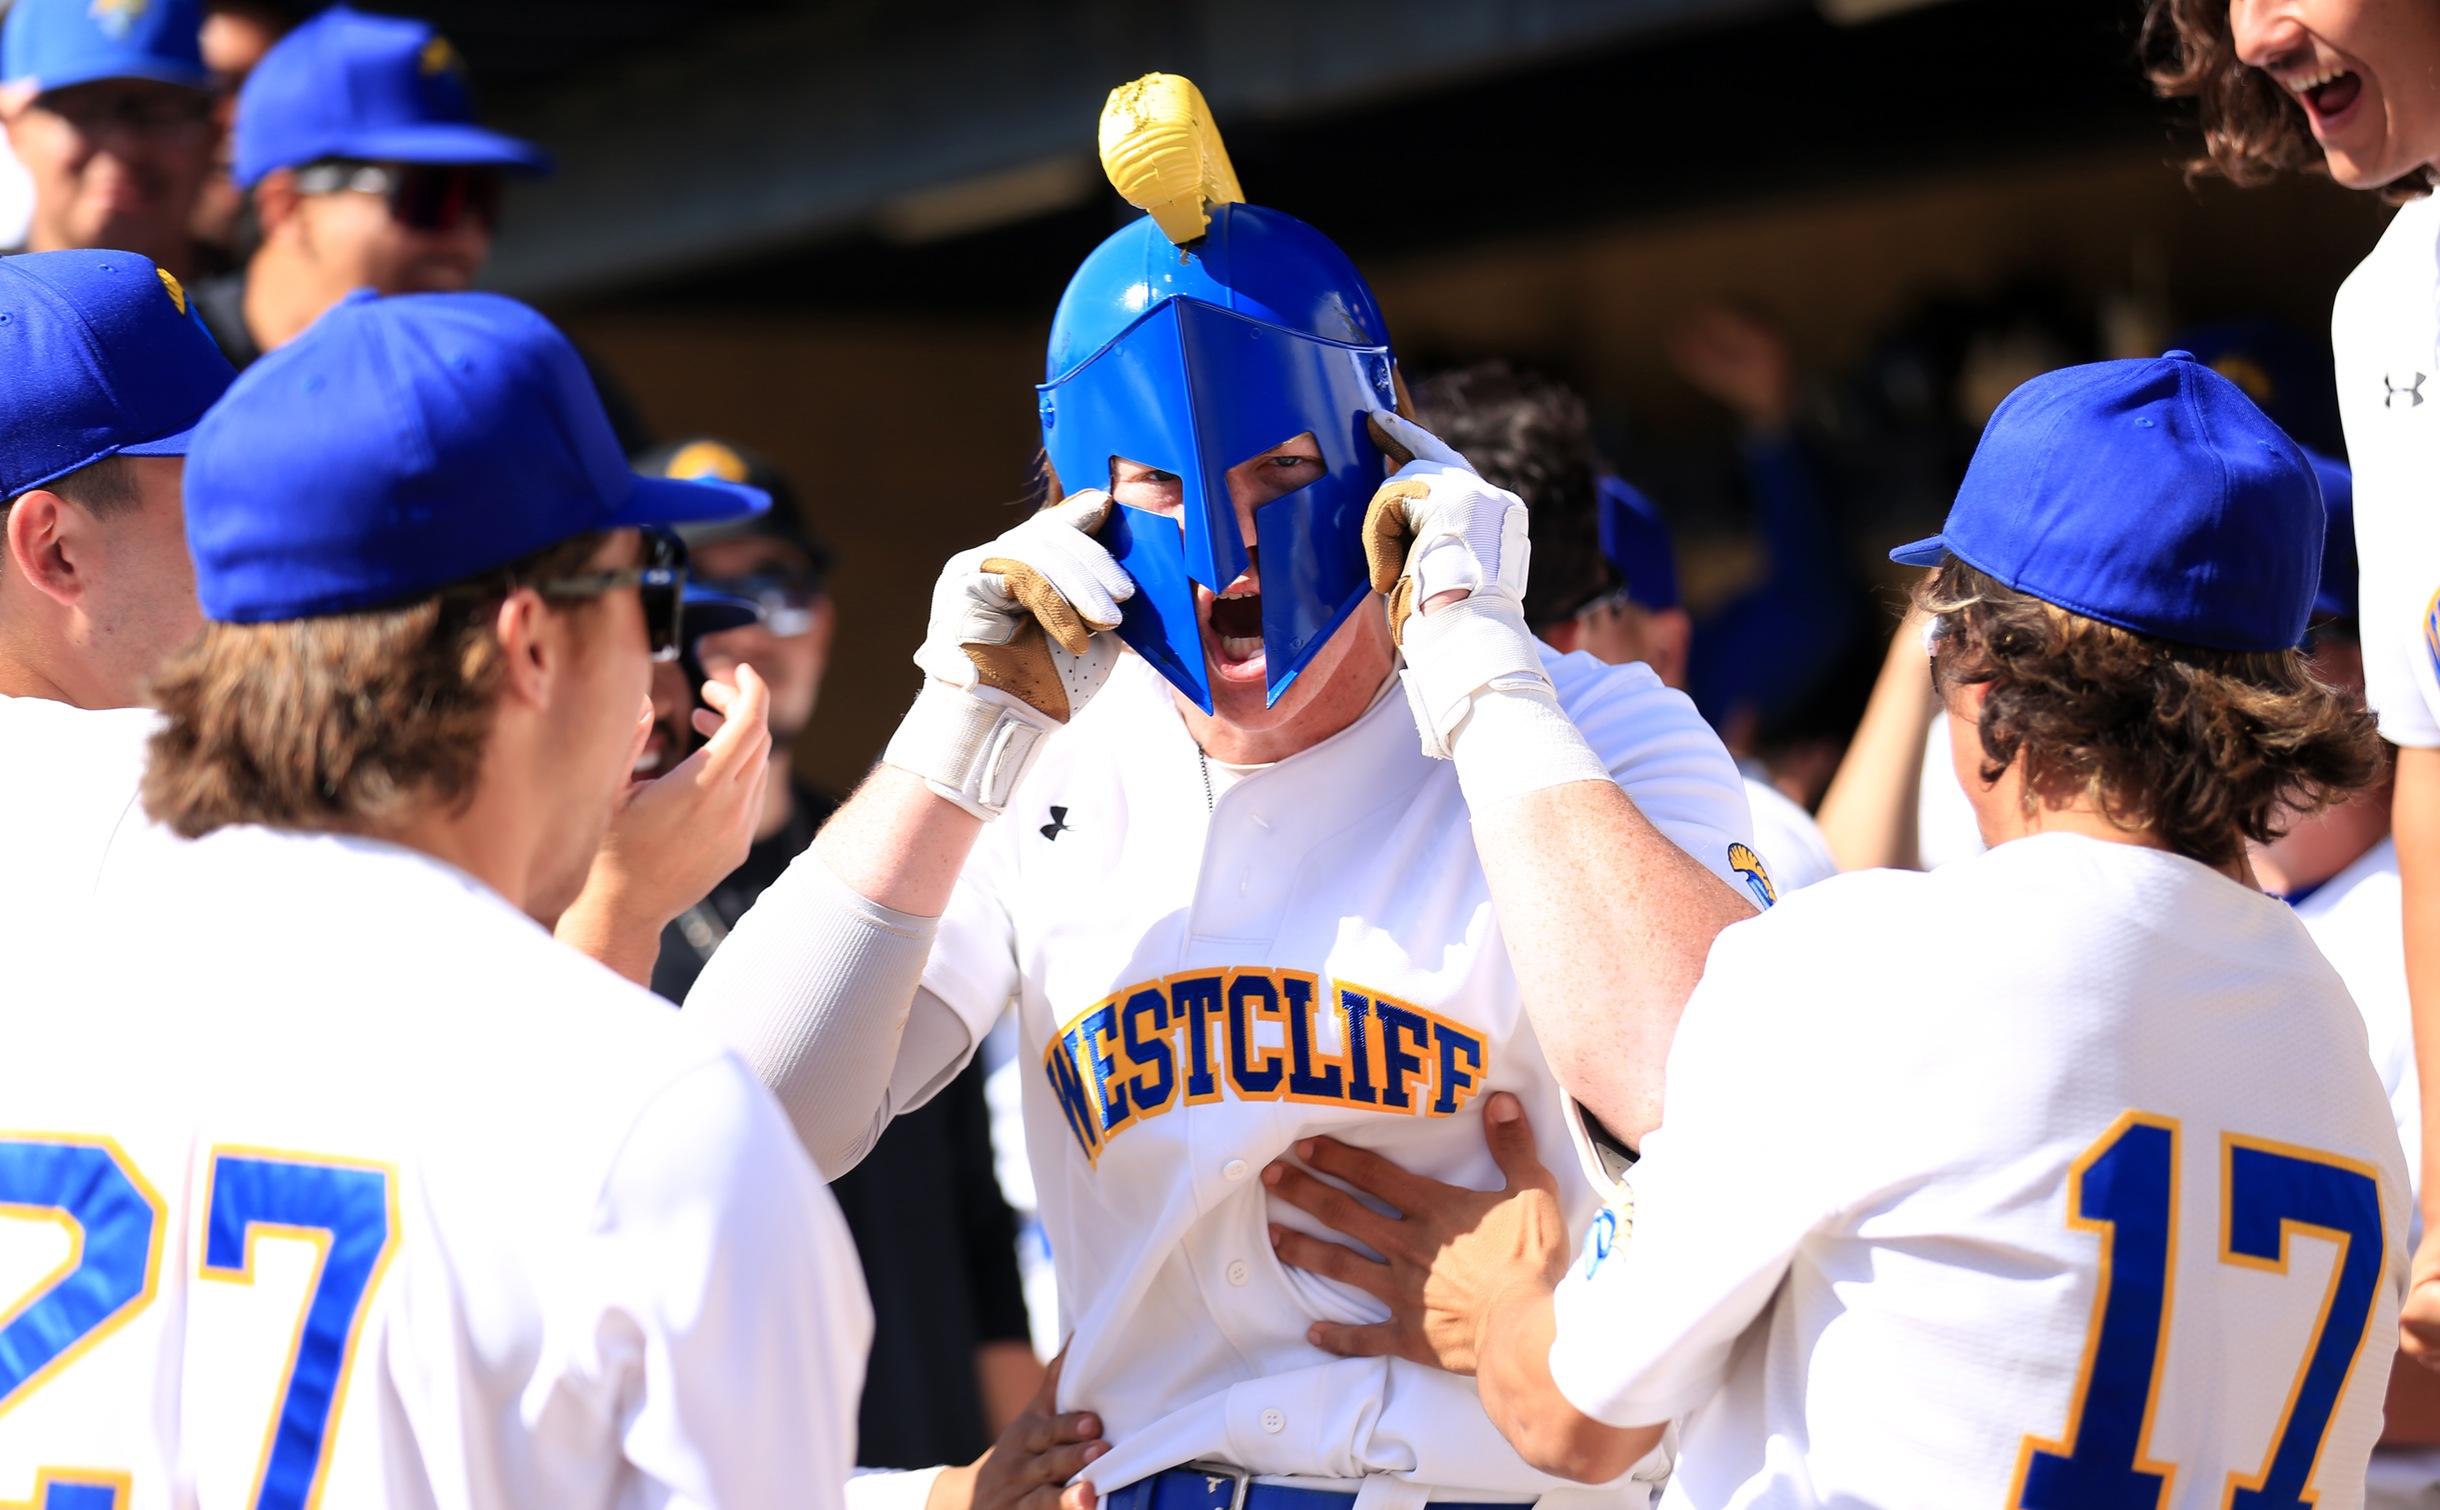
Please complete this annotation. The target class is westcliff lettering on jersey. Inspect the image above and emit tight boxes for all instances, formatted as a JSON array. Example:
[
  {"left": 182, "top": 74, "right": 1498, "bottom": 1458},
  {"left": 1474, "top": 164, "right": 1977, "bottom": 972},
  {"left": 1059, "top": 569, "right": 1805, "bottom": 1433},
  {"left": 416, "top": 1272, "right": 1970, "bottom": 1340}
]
[{"left": 1045, "top": 970, "right": 1487, "bottom": 1163}]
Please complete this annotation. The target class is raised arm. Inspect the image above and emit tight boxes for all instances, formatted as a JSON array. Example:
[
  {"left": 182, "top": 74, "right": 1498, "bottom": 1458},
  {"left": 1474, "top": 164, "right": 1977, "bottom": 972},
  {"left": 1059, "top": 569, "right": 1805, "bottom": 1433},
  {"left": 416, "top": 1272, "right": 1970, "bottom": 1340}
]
[
  {"left": 1812, "top": 598, "right": 1938, "bottom": 873},
  {"left": 683, "top": 495, "right": 1135, "bottom": 1174},
  {"left": 1368, "top": 414, "right": 1754, "bottom": 1147}
]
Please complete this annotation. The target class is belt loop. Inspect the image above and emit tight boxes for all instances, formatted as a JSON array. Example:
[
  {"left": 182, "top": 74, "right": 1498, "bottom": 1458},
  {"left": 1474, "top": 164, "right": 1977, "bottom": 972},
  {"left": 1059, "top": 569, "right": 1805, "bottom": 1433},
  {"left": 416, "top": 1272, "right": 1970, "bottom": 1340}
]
[{"left": 1350, "top": 1478, "right": 1430, "bottom": 1510}]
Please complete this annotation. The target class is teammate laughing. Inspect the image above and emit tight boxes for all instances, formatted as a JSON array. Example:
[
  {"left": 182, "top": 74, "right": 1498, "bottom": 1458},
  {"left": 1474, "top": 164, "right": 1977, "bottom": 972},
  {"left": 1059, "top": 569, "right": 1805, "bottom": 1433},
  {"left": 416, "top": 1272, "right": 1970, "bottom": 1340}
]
[{"left": 685, "top": 74, "right": 1761, "bottom": 1510}]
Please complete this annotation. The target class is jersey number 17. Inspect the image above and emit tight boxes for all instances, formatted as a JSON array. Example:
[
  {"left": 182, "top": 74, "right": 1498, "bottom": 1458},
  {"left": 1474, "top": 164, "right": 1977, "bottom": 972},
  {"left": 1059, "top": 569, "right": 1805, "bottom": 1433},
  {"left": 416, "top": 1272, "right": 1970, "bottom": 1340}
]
[{"left": 2013, "top": 1111, "right": 2386, "bottom": 1510}]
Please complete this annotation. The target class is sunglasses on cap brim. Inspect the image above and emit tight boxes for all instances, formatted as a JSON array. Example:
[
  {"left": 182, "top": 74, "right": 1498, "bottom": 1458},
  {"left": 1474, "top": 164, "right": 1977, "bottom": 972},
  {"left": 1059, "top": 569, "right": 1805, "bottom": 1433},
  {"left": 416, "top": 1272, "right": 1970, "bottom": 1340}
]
[
  {"left": 293, "top": 160, "right": 504, "bottom": 234},
  {"left": 527, "top": 529, "right": 689, "bottom": 662}
]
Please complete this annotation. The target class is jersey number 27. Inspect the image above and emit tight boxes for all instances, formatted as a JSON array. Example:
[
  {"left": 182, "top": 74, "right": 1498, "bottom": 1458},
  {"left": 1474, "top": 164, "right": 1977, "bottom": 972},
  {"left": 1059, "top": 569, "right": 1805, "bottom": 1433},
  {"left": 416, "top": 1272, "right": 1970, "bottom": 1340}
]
[
  {"left": 0, "top": 1137, "right": 398, "bottom": 1510},
  {"left": 2012, "top": 1112, "right": 2386, "bottom": 1510}
]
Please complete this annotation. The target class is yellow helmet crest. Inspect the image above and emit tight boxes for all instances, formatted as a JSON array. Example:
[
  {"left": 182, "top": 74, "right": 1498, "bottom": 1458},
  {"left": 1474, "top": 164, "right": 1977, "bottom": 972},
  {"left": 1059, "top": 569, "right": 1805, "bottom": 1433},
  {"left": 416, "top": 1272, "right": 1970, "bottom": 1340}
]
[{"left": 1098, "top": 73, "right": 1243, "bottom": 247}]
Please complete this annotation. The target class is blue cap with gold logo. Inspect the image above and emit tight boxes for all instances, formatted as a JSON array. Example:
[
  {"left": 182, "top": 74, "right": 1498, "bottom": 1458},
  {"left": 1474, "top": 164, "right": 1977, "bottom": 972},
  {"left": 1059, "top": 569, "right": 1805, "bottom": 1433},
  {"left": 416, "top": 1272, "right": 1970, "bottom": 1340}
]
[
  {"left": 2, "top": 0, "right": 211, "bottom": 96},
  {"left": 0, "top": 250, "right": 234, "bottom": 500},
  {"left": 232, "top": 5, "right": 550, "bottom": 188}
]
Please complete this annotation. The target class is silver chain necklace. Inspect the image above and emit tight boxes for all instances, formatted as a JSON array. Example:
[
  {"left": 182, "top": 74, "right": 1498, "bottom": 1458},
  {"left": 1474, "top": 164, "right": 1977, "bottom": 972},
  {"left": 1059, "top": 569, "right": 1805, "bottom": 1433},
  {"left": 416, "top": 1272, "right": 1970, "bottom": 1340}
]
[{"left": 1197, "top": 745, "right": 1214, "bottom": 814}]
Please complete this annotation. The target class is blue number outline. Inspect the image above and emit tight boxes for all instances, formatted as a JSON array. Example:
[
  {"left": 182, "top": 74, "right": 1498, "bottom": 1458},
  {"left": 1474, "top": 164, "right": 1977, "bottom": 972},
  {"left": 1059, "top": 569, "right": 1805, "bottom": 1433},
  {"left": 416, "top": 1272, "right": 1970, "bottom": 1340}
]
[
  {"left": 2012, "top": 1111, "right": 2182, "bottom": 1510},
  {"left": 0, "top": 1136, "right": 165, "bottom": 1510},
  {"left": 2219, "top": 1134, "right": 2387, "bottom": 1510},
  {"left": 199, "top": 1148, "right": 399, "bottom": 1510},
  {"left": 2, "top": 1469, "right": 132, "bottom": 1509}
]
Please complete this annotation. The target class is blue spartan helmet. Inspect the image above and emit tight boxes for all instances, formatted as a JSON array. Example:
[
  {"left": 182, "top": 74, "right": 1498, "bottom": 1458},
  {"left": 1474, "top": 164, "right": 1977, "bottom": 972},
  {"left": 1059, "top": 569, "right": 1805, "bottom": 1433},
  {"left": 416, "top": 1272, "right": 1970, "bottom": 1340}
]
[{"left": 1036, "top": 203, "right": 1398, "bottom": 712}]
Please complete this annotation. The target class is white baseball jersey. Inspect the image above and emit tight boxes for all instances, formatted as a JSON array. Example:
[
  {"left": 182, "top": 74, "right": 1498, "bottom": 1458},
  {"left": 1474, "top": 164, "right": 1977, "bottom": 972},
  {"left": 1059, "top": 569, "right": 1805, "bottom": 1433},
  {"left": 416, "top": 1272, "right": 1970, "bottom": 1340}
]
[
  {"left": 0, "top": 693, "right": 174, "bottom": 936},
  {"left": 1549, "top": 833, "right": 2408, "bottom": 1509},
  {"left": 1739, "top": 775, "right": 1836, "bottom": 893},
  {"left": 1917, "top": 711, "right": 1989, "bottom": 869},
  {"left": 916, "top": 647, "right": 1758, "bottom": 1498},
  {"left": 2336, "top": 194, "right": 2440, "bottom": 749},
  {"left": 0, "top": 825, "right": 870, "bottom": 1508},
  {"left": 2292, "top": 837, "right": 2419, "bottom": 1210}
]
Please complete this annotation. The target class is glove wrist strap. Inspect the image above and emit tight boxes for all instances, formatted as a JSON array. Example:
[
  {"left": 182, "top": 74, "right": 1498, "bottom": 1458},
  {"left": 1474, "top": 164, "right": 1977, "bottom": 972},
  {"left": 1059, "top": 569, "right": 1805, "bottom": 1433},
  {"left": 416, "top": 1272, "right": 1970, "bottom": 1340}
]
[{"left": 883, "top": 680, "right": 1059, "bottom": 820}]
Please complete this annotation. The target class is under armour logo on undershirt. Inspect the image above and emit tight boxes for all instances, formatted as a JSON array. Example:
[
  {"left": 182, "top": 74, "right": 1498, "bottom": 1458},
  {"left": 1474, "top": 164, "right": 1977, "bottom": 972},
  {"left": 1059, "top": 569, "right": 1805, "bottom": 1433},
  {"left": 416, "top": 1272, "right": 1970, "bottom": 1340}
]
[
  {"left": 2385, "top": 372, "right": 2427, "bottom": 409},
  {"left": 1040, "top": 806, "right": 1072, "bottom": 841}
]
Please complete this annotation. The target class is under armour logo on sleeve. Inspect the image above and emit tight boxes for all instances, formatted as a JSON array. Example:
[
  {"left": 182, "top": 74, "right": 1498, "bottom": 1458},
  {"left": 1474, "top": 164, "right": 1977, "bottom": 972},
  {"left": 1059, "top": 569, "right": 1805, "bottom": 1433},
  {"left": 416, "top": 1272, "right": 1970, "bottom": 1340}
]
[
  {"left": 1041, "top": 806, "right": 1072, "bottom": 841},
  {"left": 2385, "top": 372, "right": 2427, "bottom": 409}
]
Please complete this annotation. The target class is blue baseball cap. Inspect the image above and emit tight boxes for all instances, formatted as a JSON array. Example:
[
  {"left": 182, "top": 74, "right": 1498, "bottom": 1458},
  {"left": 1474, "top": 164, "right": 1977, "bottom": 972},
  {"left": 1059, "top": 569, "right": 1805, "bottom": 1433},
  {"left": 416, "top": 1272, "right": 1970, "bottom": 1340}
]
[
  {"left": 1, "top": 0, "right": 210, "bottom": 95},
  {"left": 681, "top": 582, "right": 761, "bottom": 646},
  {"left": 1596, "top": 475, "right": 1680, "bottom": 613},
  {"left": 1890, "top": 351, "right": 2323, "bottom": 654},
  {"left": 1, "top": 250, "right": 234, "bottom": 500},
  {"left": 2305, "top": 447, "right": 2355, "bottom": 621},
  {"left": 185, "top": 291, "right": 765, "bottom": 624},
  {"left": 232, "top": 6, "right": 549, "bottom": 189}
]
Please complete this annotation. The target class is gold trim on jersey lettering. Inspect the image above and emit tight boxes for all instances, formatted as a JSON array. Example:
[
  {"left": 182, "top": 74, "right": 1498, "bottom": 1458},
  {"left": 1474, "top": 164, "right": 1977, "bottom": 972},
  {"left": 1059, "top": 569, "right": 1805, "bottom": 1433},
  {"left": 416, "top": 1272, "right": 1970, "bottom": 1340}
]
[
  {"left": 0, "top": 1132, "right": 167, "bottom": 1424},
  {"left": 2006, "top": 1110, "right": 2182, "bottom": 1507},
  {"left": 1222, "top": 968, "right": 1290, "bottom": 1102},
  {"left": 2216, "top": 1132, "right": 2385, "bottom": 1510},
  {"left": 1280, "top": 970, "right": 1352, "bottom": 1110},
  {"left": 200, "top": 1145, "right": 402, "bottom": 1510},
  {"left": 1, "top": 1468, "right": 133, "bottom": 1509},
  {"left": 1044, "top": 974, "right": 1492, "bottom": 1167}
]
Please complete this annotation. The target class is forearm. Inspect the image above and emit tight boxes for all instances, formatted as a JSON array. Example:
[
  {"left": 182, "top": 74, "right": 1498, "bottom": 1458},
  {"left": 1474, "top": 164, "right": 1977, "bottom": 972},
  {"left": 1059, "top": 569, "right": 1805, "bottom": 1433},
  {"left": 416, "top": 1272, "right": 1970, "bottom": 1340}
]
[
  {"left": 2396, "top": 748, "right": 2440, "bottom": 1235},
  {"left": 819, "top": 760, "right": 989, "bottom": 917},
  {"left": 1474, "top": 772, "right": 1752, "bottom": 1147},
  {"left": 554, "top": 883, "right": 663, "bottom": 985},
  {"left": 1476, "top": 1287, "right": 1662, "bottom": 1484},
  {"left": 1813, "top": 604, "right": 1936, "bottom": 872}
]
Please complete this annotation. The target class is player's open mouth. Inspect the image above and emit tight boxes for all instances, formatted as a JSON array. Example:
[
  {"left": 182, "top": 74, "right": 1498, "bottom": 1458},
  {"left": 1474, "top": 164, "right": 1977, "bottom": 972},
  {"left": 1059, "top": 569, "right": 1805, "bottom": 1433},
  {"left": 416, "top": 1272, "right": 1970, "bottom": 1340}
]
[
  {"left": 634, "top": 727, "right": 673, "bottom": 776},
  {"left": 1208, "top": 588, "right": 1265, "bottom": 679},
  {"left": 2285, "top": 63, "right": 2362, "bottom": 125}
]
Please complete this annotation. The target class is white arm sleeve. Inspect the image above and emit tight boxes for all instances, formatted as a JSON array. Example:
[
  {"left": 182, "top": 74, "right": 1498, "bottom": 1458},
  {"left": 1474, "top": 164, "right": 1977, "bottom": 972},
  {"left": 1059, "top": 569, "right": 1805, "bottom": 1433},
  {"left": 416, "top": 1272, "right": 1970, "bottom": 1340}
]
[
  {"left": 582, "top": 1056, "right": 872, "bottom": 1506},
  {"left": 683, "top": 847, "right": 978, "bottom": 1178}
]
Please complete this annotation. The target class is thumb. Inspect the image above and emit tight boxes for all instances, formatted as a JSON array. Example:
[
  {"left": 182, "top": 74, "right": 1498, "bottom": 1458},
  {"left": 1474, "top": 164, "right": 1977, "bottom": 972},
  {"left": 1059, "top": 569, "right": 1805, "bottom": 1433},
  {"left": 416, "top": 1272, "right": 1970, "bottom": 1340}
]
[
  {"left": 1031, "top": 1341, "right": 1069, "bottom": 1414},
  {"left": 1483, "top": 1093, "right": 1554, "bottom": 1196},
  {"left": 1049, "top": 488, "right": 1114, "bottom": 534}
]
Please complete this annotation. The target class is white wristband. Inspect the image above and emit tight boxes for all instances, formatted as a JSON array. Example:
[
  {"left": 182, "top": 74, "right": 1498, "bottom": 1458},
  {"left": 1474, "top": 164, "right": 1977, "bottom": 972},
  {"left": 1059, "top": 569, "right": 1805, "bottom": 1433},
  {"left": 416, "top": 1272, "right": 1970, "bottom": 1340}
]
[
  {"left": 1444, "top": 684, "right": 1614, "bottom": 811},
  {"left": 882, "top": 680, "right": 1059, "bottom": 819}
]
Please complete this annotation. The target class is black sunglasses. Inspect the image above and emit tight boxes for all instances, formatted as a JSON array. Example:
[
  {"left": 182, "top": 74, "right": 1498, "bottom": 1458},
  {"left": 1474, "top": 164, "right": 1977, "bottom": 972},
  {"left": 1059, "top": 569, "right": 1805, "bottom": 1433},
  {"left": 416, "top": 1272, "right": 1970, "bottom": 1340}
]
[
  {"left": 525, "top": 530, "right": 688, "bottom": 662},
  {"left": 294, "top": 160, "right": 503, "bottom": 234}
]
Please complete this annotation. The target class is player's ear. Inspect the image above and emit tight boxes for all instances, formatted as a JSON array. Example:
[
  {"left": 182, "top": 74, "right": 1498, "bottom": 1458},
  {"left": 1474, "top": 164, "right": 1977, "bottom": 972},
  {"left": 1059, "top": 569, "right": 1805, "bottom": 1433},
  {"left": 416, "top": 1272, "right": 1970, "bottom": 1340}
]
[
  {"left": 3, "top": 490, "right": 88, "bottom": 610},
  {"left": 251, "top": 170, "right": 304, "bottom": 239},
  {"left": 491, "top": 587, "right": 555, "bottom": 709}
]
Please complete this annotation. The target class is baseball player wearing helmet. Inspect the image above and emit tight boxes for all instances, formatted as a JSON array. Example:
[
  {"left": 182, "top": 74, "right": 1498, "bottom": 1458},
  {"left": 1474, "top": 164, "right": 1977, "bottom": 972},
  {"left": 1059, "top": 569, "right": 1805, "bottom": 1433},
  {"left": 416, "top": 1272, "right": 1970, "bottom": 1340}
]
[
  {"left": 1263, "top": 351, "right": 2406, "bottom": 1508},
  {"left": 1, "top": 292, "right": 867, "bottom": 1504},
  {"left": 685, "top": 75, "right": 1760, "bottom": 1510}
]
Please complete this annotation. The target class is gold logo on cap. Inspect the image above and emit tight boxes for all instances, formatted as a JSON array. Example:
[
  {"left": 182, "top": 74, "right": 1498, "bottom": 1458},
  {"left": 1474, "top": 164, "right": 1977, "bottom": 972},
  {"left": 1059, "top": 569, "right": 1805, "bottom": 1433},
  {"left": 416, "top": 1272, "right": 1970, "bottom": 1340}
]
[
  {"left": 419, "top": 35, "right": 463, "bottom": 78},
  {"left": 665, "top": 441, "right": 751, "bottom": 484},
  {"left": 89, "top": 0, "right": 149, "bottom": 42},
  {"left": 156, "top": 267, "right": 187, "bottom": 315}
]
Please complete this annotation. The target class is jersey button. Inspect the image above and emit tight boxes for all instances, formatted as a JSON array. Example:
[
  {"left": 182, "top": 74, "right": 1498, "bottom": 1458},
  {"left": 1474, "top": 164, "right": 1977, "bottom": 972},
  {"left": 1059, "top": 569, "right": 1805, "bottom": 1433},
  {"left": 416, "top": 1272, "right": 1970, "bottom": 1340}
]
[
  {"left": 1227, "top": 1259, "right": 1251, "bottom": 1286},
  {"left": 1260, "top": 1407, "right": 1286, "bottom": 1434},
  {"left": 1223, "top": 1158, "right": 1250, "bottom": 1182}
]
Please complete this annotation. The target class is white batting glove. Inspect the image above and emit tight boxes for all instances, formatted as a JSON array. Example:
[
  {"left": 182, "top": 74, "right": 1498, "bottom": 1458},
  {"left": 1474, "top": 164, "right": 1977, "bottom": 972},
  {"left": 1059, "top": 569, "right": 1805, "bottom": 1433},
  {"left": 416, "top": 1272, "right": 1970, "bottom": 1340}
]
[
  {"left": 1363, "top": 412, "right": 1611, "bottom": 807},
  {"left": 886, "top": 492, "right": 1132, "bottom": 818}
]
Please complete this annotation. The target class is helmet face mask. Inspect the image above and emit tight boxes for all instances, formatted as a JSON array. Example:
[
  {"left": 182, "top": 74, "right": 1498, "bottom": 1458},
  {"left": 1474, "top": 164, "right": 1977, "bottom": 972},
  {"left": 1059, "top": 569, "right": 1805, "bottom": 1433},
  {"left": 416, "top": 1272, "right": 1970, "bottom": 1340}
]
[{"left": 1038, "top": 214, "right": 1397, "bottom": 714}]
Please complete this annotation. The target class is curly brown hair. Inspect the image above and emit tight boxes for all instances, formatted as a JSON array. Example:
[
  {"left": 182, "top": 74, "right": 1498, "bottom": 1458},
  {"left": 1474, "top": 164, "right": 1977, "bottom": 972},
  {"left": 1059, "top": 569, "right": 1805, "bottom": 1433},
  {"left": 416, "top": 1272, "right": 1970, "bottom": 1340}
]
[
  {"left": 2141, "top": 0, "right": 2432, "bottom": 199},
  {"left": 1921, "top": 559, "right": 2383, "bottom": 869},
  {"left": 143, "top": 533, "right": 606, "bottom": 839}
]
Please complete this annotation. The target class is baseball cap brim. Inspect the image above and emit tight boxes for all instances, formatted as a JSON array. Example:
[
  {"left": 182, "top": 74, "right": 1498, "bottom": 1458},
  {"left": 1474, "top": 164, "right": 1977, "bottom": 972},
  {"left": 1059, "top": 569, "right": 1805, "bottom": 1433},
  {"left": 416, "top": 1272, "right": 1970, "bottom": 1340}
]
[
  {"left": 681, "top": 585, "right": 762, "bottom": 642},
  {"left": 19, "top": 58, "right": 214, "bottom": 94},
  {"left": 1889, "top": 534, "right": 1948, "bottom": 568},
  {"left": 612, "top": 473, "right": 770, "bottom": 530},
  {"left": 314, "top": 122, "right": 553, "bottom": 174},
  {"left": 116, "top": 416, "right": 206, "bottom": 458}
]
